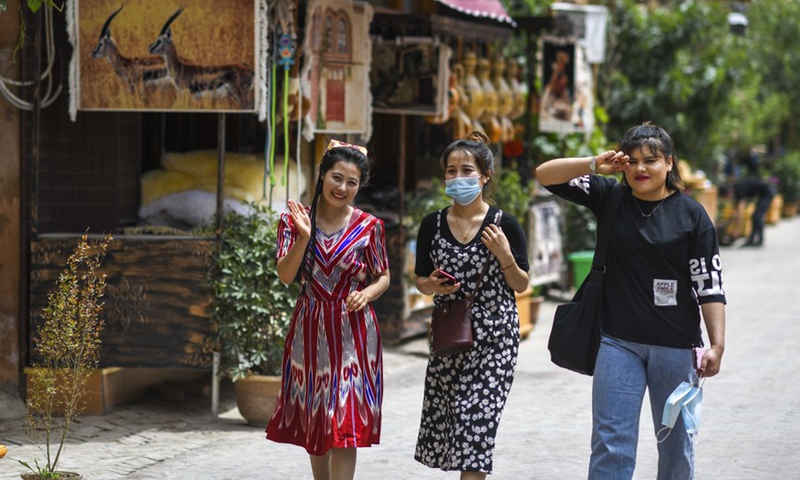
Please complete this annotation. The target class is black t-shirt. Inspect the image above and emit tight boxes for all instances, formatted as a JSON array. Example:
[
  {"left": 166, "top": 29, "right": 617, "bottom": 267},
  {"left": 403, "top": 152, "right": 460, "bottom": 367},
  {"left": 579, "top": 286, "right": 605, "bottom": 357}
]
[
  {"left": 414, "top": 205, "right": 530, "bottom": 277},
  {"left": 547, "top": 175, "right": 726, "bottom": 348}
]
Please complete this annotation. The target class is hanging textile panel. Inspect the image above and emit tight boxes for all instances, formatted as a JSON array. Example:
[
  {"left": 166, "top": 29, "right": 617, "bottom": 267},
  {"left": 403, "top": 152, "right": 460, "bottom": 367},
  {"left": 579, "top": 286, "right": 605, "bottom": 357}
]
[
  {"left": 371, "top": 41, "right": 451, "bottom": 118},
  {"left": 70, "top": 0, "right": 266, "bottom": 115},
  {"left": 551, "top": 2, "right": 609, "bottom": 64},
  {"left": 528, "top": 201, "right": 563, "bottom": 286},
  {"left": 301, "top": 0, "right": 373, "bottom": 141},
  {"left": 538, "top": 36, "right": 594, "bottom": 136}
]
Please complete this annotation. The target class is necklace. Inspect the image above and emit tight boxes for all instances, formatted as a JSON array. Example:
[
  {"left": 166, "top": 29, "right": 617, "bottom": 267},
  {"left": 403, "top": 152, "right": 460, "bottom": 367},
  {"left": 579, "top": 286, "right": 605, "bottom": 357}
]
[
  {"left": 318, "top": 208, "right": 352, "bottom": 234},
  {"left": 633, "top": 195, "right": 667, "bottom": 218},
  {"left": 453, "top": 209, "right": 484, "bottom": 241}
]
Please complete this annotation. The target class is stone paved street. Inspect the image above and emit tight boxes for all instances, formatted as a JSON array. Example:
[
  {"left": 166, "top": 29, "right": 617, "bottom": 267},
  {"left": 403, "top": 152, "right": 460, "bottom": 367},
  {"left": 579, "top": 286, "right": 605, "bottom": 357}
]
[{"left": 2, "top": 217, "right": 800, "bottom": 479}]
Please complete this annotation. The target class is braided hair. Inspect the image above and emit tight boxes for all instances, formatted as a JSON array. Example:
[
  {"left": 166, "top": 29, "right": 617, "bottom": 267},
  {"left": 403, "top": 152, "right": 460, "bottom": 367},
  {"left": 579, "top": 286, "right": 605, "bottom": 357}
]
[{"left": 295, "top": 146, "right": 371, "bottom": 284}]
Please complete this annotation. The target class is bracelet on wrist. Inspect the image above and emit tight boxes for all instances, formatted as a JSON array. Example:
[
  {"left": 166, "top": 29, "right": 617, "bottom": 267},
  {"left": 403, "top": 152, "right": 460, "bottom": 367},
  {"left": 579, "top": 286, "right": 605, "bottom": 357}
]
[
  {"left": 501, "top": 263, "right": 515, "bottom": 271},
  {"left": 588, "top": 156, "right": 598, "bottom": 174}
]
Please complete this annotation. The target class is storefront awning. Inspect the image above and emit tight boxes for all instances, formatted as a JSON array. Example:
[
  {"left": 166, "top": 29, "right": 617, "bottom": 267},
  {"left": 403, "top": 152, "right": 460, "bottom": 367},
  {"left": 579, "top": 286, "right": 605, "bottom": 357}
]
[{"left": 434, "top": 0, "right": 515, "bottom": 26}]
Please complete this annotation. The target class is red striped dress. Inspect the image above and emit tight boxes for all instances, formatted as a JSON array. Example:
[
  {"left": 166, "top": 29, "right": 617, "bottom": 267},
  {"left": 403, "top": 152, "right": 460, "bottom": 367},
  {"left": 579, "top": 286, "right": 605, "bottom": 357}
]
[{"left": 266, "top": 207, "right": 389, "bottom": 456}]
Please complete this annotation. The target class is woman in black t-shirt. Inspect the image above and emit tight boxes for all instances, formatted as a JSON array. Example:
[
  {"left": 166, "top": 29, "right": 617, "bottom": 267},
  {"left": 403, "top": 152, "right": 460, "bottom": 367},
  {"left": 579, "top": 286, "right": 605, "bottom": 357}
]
[
  {"left": 536, "top": 122, "right": 726, "bottom": 480},
  {"left": 413, "top": 131, "right": 530, "bottom": 479}
]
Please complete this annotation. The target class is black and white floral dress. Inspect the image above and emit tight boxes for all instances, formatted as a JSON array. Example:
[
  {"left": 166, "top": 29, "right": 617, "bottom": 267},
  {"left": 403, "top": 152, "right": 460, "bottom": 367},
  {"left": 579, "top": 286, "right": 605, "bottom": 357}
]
[{"left": 413, "top": 205, "right": 529, "bottom": 474}]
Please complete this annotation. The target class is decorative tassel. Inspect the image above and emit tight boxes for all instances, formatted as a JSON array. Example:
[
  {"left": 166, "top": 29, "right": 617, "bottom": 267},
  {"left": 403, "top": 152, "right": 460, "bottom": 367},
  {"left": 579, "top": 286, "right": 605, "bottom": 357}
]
[
  {"left": 258, "top": 0, "right": 270, "bottom": 122},
  {"left": 66, "top": 0, "right": 78, "bottom": 121}
]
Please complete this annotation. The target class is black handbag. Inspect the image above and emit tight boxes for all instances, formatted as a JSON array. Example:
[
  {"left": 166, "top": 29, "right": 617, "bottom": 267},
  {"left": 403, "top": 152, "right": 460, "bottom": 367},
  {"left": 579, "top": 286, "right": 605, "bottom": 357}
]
[
  {"left": 430, "top": 210, "right": 502, "bottom": 357},
  {"left": 548, "top": 184, "right": 625, "bottom": 375}
]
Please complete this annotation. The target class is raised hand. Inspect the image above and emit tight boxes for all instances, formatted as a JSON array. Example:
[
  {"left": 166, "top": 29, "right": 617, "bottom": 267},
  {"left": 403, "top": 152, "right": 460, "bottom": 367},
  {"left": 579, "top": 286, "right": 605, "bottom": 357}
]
[
  {"left": 287, "top": 199, "right": 312, "bottom": 240},
  {"left": 481, "top": 223, "right": 511, "bottom": 261},
  {"left": 595, "top": 150, "right": 630, "bottom": 175}
]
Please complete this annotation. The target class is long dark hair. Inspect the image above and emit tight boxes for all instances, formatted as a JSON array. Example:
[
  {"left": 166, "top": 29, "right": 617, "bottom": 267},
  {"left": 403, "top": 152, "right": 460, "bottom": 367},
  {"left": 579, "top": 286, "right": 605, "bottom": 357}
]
[
  {"left": 295, "top": 146, "right": 371, "bottom": 284},
  {"left": 619, "top": 122, "right": 685, "bottom": 191},
  {"left": 439, "top": 131, "right": 497, "bottom": 198}
]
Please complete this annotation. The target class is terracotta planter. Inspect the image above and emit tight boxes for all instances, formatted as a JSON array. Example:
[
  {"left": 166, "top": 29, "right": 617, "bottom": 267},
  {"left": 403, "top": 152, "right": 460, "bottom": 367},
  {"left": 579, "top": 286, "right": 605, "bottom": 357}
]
[
  {"left": 233, "top": 375, "right": 282, "bottom": 427},
  {"left": 766, "top": 194, "right": 783, "bottom": 224},
  {"left": 515, "top": 287, "right": 536, "bottom": 339},
  {"left": 21, "top": 472, "right": 82, "bottom": 480},
  {"left": 529, "top": 295, "right": 544, "bottom": 328},
  {"left": 782, "top": 201, "right": 799, "bottom": 218}
]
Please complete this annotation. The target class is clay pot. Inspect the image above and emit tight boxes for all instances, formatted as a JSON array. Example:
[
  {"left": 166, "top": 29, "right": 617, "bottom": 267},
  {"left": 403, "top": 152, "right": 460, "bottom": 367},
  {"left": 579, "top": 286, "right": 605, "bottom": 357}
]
[{"left": 233, "top": 374, "right": 282, "bottom": 427}]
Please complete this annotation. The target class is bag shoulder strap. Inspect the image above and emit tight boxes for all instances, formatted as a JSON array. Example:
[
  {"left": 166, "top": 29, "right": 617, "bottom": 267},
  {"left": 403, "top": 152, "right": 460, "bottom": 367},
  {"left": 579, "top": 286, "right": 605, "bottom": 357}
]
[
  {"left": 469, "top": 209, "right": 503, "bottom": 298},
  {"left": 593, "top": 183, "right": 626, "bottom": 269}
]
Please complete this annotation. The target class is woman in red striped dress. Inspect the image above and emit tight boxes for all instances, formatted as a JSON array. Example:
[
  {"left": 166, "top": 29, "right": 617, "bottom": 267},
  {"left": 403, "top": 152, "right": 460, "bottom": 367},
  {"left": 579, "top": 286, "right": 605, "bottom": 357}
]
[{"left": 266, "top": 140, "right": 390, "bottom": 480}]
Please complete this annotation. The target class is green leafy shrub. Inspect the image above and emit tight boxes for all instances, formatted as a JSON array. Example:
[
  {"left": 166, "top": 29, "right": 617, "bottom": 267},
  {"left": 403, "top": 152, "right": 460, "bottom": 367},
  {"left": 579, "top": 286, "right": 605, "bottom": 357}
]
[
  {"left": 207, "top": 204, "right": 299, "bottom": 380},
  {"left": 564, "top": 201, "right": 598, "bottom": 254},
  {"left": 404, "top": 178, "right": 451, "bottom": 240},
  {"left": 771, "top": 151, "right": 800, "bottom": 203},
  {"left": 493, "top": 169, "right": 532, "bottom": 226}
]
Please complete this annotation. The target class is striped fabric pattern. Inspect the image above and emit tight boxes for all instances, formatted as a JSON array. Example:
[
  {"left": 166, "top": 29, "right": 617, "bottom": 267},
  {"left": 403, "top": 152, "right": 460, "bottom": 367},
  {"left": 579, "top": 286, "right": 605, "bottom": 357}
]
[{"left": 267, "top": 207, "right": 388, "bottom": 456}]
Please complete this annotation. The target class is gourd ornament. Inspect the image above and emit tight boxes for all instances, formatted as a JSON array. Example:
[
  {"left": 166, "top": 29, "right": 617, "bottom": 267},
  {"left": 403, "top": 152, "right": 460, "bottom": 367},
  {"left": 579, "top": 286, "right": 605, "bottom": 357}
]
[
  {"left": 491, "top": 55, "right": 515, "bottom": 142},
  {"left": 506, "top": 58, "right": 526, "bottom": 121},
  {"left": 462, "top": 52, "right": 486, "bottom": 125},
  {"left": 477, "top": 56, "right": 502, "bottom": 143}
]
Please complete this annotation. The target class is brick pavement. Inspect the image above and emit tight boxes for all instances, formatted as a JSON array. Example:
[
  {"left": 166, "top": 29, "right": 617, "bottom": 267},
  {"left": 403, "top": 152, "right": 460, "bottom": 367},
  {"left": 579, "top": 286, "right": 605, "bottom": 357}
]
[{"left": 2, "top": 217, "right": 800, "bottom": 479}]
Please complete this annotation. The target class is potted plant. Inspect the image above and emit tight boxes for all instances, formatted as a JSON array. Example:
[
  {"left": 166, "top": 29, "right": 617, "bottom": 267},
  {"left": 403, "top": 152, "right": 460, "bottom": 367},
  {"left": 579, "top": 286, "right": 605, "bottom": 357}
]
[
  {"left": 493, "top": 169, "right": 532, "bottom": 226},
  {"left": 404, "top": 179, "right": 451, "bottom": 310},
  {"left": 19, "top": 234, "right": 111, "bottom": 480},
  {"left": 771, "top": 151, "right": 800, "bottom": 217},
  {"left": 404, "top": 177, "right": 451, "bottom": 241},
  {"left": 207, "top": 204, "right": 299, "bottom": 426},
  {"left": 527, "top": 284, "right": 546, "bottom": 331}
]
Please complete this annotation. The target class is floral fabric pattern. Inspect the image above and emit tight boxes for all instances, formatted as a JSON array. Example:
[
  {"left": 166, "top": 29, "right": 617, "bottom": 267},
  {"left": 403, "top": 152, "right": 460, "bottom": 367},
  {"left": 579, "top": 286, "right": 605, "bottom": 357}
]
[{"left": 414, "top": 209, "right": 520, "bottom": 474}]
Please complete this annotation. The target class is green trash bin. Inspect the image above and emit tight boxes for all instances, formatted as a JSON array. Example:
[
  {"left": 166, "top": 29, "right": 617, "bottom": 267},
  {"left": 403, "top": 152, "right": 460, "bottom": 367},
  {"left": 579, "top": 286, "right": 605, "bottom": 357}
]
[{"left": 568, "top": 250, "right": 595, "bottom": 288}]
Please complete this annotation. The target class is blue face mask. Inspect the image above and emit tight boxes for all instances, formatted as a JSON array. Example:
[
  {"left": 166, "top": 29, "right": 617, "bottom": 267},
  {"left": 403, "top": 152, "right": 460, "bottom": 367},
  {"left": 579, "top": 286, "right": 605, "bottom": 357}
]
[
  {"left": 658, "top": 376, "right": 704, "bottom": 442},
  {"left": 445, "top": 176, "right": 483, "bottom": 206}
]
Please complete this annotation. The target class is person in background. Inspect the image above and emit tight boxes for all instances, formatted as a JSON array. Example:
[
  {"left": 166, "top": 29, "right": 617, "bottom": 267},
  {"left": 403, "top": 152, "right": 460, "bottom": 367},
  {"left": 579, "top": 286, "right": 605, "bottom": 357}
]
[
  {"left": 535, "top": 122, "right": 726, "bottom": 480},
  {"left": 730, "top": 150, "right": 775, "bottom": 246},
  {"left": 266, "top": 140, "right": 390, "bottom": 480},
  {"left": 414, "top": 131, "right": 530, "bottom": 480}
]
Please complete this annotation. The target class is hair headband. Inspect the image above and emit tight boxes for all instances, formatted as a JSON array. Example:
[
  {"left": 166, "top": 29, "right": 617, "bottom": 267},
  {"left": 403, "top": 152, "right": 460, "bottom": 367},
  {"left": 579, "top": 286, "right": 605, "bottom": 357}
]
[{"left": 326, "top": 139, "right": 367, "bottom": 156}]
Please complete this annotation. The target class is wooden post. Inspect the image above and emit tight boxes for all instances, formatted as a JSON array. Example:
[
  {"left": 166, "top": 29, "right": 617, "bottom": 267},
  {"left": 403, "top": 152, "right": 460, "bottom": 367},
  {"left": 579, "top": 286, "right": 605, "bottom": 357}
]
[
  {"left": 398, "top": 115, "right": 406, "bottom": 223},
  {"left": 523, "top": 28, "right": 539, "bottom": 171},
  {"left": 212, "top": 112, "right": 226, "bottom": 419},
  {"left": 216, "top": 113, "right": 227, "bottom": 235}
]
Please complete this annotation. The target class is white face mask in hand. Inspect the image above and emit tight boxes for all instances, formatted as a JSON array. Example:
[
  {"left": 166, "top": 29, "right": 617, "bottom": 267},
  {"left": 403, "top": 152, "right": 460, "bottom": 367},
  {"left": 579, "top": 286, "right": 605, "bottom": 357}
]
[{"left": 657, "top": 375, "right": 703, "bottom": 443}]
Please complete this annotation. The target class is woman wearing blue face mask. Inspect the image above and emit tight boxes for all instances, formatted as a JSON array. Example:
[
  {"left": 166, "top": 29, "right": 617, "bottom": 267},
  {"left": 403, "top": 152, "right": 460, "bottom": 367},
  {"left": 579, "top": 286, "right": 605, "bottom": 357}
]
[{"left": 413, "top": 131, "right": 530, "bottom": 479}]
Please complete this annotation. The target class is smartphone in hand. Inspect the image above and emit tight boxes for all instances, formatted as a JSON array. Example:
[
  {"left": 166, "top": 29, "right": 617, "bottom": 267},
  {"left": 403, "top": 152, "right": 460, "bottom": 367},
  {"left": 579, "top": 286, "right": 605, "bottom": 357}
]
[{"left": 438, "top": 269, "right": 457, "bottom": 286}]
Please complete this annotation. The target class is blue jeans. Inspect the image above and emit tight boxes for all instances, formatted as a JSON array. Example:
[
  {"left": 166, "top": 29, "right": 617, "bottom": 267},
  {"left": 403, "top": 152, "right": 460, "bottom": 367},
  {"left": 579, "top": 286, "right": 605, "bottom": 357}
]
[{"left": 589, "top": 334, "right": 696, "bottom": 480}]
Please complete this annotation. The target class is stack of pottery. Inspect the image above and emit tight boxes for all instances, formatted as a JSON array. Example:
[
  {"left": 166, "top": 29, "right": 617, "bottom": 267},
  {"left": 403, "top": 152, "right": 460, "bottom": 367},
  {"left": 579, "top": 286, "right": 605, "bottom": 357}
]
[
  {"left": 506, "top": 58, "right": 526, "bottom": 122},
  {"left": 476, "top": 56, "right": 502, "bottom": 143},
  {"left": 462, "top": 51, "right": 486, "bottom": 135},
  {"left": 491, "top": 54, "right": 515, "bottom": 142},
  {"left": 451, "top": 64, "right": 474, "bottom": 139}
]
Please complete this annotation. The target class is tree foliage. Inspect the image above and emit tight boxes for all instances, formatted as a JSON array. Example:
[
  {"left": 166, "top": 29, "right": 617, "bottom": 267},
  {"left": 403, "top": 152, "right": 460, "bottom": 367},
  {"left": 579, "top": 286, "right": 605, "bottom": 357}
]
[
  {"left": 597, "top": 0, "right": 800, "bottom": 166},
  {"left": 734, "top": 0, "right": 800, "bottom": 150},
  {"left": 599, "top": 0, "right": 735, "bottom": 172}
]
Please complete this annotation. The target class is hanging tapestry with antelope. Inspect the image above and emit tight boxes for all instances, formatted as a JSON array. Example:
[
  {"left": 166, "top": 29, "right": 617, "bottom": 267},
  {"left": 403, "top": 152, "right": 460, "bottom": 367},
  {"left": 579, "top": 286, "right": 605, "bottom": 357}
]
[{"left": 70, "top": 0, "right": 266, "bottom": 115}]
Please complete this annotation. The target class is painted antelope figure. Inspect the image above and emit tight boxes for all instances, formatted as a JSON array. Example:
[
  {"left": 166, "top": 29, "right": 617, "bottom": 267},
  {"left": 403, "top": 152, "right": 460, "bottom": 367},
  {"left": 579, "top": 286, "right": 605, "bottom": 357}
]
[
  {"left": 148, "top": 6, "right": 255, "bottom": 109},
  {"left": 91, "top": 5, "right": 169, "bottom": 92}
]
